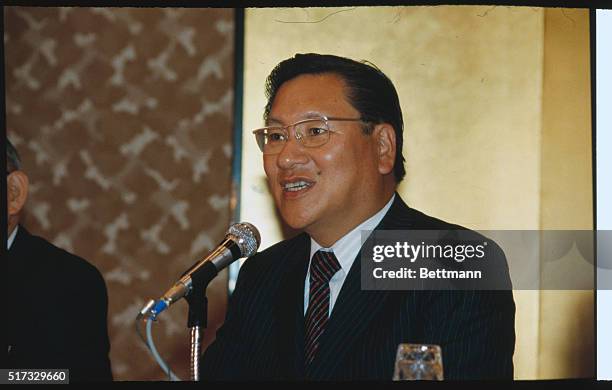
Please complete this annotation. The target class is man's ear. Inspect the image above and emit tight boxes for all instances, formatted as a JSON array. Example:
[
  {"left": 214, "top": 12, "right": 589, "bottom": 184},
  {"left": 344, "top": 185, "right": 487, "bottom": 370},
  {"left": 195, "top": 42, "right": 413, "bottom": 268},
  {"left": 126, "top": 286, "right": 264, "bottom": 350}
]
[
  {"left": 8, "top": 171, "right": 29, "bottom": 217},
  {"left": 373, "top": 123, "right": 396, "bottom": 176}
]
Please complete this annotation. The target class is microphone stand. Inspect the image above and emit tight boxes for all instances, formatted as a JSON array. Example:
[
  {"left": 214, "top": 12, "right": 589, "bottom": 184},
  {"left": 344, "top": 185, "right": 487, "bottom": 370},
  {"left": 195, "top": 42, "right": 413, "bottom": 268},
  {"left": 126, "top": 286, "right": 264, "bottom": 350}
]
[
  {"left": 185, "top": 281, "right": 207, "bottom": 381},
  {"left": 139, "top": 220, "right": 262, "bottom": 381}
]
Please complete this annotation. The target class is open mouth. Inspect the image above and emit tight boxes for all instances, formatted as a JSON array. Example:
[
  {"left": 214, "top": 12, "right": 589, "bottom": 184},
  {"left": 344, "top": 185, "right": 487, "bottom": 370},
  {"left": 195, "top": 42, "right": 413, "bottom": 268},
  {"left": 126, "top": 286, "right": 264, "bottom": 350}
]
[{"left": 282, "top": 180, "right": 313, "bottom": 192}]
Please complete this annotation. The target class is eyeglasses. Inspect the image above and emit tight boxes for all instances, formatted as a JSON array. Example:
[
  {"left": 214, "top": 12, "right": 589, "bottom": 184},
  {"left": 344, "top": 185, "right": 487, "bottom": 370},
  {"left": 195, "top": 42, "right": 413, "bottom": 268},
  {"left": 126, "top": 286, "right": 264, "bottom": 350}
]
[{"left": 252, "top": 116, "right": 369, "bottom": 155}]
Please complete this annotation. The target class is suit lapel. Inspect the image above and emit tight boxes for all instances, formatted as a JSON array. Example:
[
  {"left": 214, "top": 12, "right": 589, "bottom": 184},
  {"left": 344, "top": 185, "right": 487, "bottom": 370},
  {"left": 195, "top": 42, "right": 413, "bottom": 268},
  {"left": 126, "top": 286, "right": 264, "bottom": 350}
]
[
  {"left": 305, "top": 194, "right": 417, "bottom": 379},
  {"left": 7, "top": 226, "right": 33, "bottom": 275},
  {"left": 273, "top": 233, "right": 310, "bottom": 379}
]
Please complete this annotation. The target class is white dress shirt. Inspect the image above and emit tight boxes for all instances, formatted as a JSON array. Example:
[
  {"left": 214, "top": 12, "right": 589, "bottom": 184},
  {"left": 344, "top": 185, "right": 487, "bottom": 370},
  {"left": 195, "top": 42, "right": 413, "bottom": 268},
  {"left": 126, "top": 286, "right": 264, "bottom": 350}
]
[
  {"left": 304, "top": 194, "right": 396, "bottom": 316},
  {"left": 7, "top": 225, "right": 18, "bottom": 250}
]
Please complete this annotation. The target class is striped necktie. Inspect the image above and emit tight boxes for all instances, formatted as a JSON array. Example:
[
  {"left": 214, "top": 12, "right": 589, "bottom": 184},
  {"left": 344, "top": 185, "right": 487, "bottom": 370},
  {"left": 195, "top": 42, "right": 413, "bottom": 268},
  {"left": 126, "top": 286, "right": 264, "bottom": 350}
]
[{"left": 304, "top": 250, "right": 341, "bottom": 368}]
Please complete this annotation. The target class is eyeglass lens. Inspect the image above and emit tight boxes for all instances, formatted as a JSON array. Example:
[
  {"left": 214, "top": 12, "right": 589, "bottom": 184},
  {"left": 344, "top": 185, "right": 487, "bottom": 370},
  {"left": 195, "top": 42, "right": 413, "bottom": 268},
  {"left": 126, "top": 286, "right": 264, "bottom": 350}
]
[{"left": 256, "top": 119, "right": 330, "bottom": 154}]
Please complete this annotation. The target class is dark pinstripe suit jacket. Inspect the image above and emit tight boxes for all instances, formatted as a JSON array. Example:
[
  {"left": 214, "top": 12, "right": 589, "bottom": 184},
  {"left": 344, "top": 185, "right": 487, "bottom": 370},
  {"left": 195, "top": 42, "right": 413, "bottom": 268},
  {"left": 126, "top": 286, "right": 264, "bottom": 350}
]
[{"left": 201, "top": 195, "right": 515, "bottom": 380}]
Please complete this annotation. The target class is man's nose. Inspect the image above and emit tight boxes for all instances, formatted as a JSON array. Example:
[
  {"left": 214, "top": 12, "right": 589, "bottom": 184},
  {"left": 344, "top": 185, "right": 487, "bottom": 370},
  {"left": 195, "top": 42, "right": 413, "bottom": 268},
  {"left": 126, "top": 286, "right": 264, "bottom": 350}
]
[{"left": 276, "top": 134, "right": 308, "bottom": 169}]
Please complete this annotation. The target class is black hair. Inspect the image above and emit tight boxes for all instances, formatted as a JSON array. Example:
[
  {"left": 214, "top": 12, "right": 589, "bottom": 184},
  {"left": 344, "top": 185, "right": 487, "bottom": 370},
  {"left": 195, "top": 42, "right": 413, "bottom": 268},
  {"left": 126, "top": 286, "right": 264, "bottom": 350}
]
[{"left": 7, "top": 138, "right": 22, "bottom": 173}]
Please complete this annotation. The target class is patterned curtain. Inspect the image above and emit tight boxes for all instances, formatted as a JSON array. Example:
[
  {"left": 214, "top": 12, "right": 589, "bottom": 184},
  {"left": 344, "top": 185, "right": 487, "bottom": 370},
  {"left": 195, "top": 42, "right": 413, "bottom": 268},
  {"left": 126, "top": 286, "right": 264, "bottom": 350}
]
[{"left": 5, "top": 7, "right": 236, "bottom": 380}]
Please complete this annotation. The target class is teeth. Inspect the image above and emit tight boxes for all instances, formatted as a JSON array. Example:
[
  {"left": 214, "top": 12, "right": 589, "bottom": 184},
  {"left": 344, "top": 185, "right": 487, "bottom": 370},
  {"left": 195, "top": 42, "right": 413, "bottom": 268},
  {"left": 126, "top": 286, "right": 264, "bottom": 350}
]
[{"left": 283, "top": 181, "right": 311, "bottom": 192}]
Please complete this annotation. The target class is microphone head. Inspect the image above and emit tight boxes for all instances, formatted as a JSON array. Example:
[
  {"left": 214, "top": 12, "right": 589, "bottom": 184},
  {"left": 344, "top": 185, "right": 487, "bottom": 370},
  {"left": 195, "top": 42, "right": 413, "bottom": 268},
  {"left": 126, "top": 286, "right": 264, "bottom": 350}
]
[{"left": 227, "top": 222, "right": 261, "bottom": 257}]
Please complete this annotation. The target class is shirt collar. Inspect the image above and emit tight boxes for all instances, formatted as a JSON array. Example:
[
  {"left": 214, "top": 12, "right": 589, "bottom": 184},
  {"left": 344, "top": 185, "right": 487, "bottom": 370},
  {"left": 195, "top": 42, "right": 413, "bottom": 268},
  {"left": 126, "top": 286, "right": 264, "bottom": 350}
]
[
  {"left": 7, "top": 225, "right": 19, "bottom": 250},
  {"left": 309, "top": 193, "right": 396, "bottom": 272}
]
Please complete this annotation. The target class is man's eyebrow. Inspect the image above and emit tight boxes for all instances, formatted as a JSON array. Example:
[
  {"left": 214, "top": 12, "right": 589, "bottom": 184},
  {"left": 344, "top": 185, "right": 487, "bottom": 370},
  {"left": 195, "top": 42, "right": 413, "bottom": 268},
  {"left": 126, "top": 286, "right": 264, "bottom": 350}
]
[
  {"left": 265, "top": 117, "right": 283, "bottom": 126},
  {"left": 302, "top": 111, "right": 326, "bottom": 119},
  {"left": 265, "top": 112, "right": 326, "bottom": 126}
]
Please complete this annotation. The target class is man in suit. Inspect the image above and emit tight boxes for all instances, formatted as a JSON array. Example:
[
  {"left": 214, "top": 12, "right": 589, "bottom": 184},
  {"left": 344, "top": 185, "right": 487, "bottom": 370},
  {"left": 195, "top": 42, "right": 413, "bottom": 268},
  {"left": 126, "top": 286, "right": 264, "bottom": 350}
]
[
  {"left": 201, "top": 53, "right": 515, "bottom": 380},
  {"left": 6, "top": 138, "right": 113, "bottom": 381}
]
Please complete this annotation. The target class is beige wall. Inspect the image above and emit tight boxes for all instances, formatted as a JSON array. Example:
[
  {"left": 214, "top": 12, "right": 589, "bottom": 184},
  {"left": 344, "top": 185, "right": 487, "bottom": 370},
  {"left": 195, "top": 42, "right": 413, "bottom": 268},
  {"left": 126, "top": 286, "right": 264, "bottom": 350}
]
[
  {"left": 240, "top": 6, "right": 592, "bottom": 379},
  {"left": 537, "top": 8, "right": 593, "bottom": 378}
]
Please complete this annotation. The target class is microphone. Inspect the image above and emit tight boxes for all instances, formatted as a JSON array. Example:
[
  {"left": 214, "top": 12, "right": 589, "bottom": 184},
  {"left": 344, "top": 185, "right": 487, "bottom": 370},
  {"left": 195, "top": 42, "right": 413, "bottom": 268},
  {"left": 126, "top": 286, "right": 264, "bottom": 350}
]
[{"left": 141, "top": 222, "right": 260, "bottom": 319}]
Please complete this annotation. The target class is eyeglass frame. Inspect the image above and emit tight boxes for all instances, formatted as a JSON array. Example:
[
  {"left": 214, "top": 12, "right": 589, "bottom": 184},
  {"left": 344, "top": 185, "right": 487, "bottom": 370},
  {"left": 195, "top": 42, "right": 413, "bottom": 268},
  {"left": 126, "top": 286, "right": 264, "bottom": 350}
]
[{"left": 252, "top": 115, "right": 371, "bottom": 154}]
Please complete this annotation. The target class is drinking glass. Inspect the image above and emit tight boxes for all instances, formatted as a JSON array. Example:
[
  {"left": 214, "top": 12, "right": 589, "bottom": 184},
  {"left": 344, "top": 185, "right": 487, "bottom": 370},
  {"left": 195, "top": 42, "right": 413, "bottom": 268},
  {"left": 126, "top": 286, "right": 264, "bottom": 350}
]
[{"left": 392, "top": 343, "right": 443, "bottom": 380}]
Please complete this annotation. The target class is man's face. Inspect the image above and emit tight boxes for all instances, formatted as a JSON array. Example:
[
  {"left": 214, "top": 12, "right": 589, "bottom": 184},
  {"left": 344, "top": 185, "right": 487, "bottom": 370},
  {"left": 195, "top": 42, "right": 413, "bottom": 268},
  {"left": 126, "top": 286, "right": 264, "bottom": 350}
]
[{"left": 263, "top": 73, "right": 385, "bottom": 243}]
